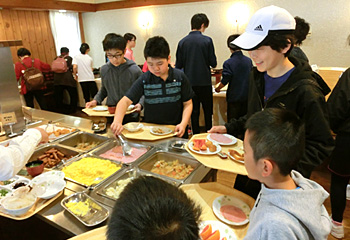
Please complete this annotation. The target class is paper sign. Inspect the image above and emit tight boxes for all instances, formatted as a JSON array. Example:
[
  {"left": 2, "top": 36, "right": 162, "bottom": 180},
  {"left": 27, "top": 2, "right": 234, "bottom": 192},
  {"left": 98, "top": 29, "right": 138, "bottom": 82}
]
[{"left": 0, "top": 112, "right": 17, "bottom": 125}]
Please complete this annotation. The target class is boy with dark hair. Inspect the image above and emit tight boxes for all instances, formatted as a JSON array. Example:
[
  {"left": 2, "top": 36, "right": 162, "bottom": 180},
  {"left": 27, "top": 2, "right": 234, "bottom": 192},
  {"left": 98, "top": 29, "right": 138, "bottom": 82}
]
[
  {"left": 86, "top": 33, "right": 142, "bottom": 123},
  {"left": 107, "top": 176, "right": 202, "bottom": 240},
  {"left": 209, "top": 5, "right": 333, "bottom": 179},
  {"left": 53, "top": 47, "right": 78, "bottom": 114},
  {"left": 215, "top": 34, "right": 253, "bottom": 122},
  {"left": 176, "top": 13, "right": 217, "bottom": 134},
  {"left": 243, "top": 108, "right": 331, "bottom": 240},
  {"left": 123, "top": 33, "right": 136, "bottom": 61},
  {"left": 15, "top": 47, "right": 51, "bottom": 110},
  {"left": 111, "top": 36, "right": 193, "bottom": 138}
]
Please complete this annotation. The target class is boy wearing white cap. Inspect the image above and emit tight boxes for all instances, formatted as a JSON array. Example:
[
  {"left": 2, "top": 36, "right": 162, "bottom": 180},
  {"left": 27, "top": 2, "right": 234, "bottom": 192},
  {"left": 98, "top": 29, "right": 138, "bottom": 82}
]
[{"left": 209, "top": 5, "right": 334, "bottom": 179}]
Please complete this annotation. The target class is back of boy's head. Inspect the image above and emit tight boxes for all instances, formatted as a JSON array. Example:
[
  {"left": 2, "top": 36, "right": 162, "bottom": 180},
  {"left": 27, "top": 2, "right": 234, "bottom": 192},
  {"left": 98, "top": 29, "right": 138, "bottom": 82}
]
[
  {"left": 17, "top": 48, "right": 31, "bottom": 57},
  {"left": 245, "top": 108, "right": 305, "bottom": 176},
  {"left": 60, "top": 47, "right": 69, "bottom": 55},
  {"left": 191, "top": 13, "right": 209, "bottom": 30},
  {"left": 144, "top": 36, "right": 170, "bottom": 60},
  {"left": 227, "top": 34, "right": 241, "bottom": 51},
  {"left": 107, "top": 176, "right": 201, "bottom": 240},
  {"left": 103, "top": 33, "right": 126, "bottom": 51},
  {"left": 231, "top": 5, "right": 296, "bottom": 56},
  {"left": 80, "top": 43, "right": 90, "bottom": 54},
  {"left": 124, "top": 33, "right": 136, "bottom": 42},
  {"left": 294, "top": 16, "right": 310, "bottom": 45}
]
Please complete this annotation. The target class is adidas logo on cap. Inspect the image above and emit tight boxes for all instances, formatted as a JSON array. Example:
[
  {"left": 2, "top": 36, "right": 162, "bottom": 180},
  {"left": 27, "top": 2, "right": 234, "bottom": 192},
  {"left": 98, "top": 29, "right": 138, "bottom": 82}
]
[{"left": 254, "top": 25, "right": 263, "bottom": 31}]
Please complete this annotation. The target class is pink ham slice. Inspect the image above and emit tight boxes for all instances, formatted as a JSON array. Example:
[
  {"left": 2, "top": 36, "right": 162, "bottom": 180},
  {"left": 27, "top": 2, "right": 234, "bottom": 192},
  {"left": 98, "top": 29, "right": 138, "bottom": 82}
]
[
  {"left": 210, "top": 133, "right": 232, "bottom": 144},
  {"left": 220, "top": 205, "right": 247, "bottom": 223}
]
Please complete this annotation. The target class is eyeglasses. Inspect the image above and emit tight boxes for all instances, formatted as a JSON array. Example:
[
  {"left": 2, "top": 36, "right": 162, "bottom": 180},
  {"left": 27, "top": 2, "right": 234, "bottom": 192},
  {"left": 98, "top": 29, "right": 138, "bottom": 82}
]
[{"left": 107, "top": 53, "right": 123, "bottom": 59}]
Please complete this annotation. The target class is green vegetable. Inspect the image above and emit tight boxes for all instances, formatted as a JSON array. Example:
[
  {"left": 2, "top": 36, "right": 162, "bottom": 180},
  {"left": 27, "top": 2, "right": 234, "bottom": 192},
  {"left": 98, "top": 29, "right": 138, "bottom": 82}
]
[
  {"left": 2, "top": 180, "right": 14, "bottom": 185},
  {"left": 0, "top": 189, "right": 9, "bottom": 196}
]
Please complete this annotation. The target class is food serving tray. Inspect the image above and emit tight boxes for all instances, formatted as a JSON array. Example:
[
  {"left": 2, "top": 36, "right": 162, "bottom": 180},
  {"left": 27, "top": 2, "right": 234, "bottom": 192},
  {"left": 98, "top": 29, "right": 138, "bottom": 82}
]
[
  {"left": 28, "top": 144, "right": 80, "bottom": 169},
  {"left": 36, "top": 123, "right": 78, "bottom": 143},
  {"left": 91, "top": 140, "right": 152, "bottom": 166},
  {"left": 61, "top": 192, "right": 109, "bottom": 227},
  {"left": 57, "top": 154, "right": 124, "bottom": 189},
  {"left": 137, "top": 150, "right": 200, "bottom": 183},
  {"left": 58, "top": 132, "right": 110, "bottom": 153},
  {"left": 0, "top": 190, "right": 63, "bottom": 221}
]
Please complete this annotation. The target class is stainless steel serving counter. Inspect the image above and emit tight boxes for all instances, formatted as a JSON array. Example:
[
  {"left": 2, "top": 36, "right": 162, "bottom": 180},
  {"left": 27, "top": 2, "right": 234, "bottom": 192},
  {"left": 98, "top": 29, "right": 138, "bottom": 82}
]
[{"left": 1, "top": 109, "right": 213, "bottom": 238}]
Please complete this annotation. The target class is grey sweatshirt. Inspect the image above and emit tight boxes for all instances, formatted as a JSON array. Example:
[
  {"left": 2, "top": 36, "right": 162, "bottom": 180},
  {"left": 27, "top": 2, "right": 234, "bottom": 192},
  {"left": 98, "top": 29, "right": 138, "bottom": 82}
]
[
  {"left": 94, "top": 58, "right": 142, "bottom": 106},
  {"left": 244, "top": 170, "right": 331, "bottom": 240}
]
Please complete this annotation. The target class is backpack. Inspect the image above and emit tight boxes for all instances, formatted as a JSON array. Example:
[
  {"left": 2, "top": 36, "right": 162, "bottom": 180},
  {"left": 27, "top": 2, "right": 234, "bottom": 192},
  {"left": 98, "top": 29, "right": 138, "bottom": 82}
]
[
  {"left": 20, "top": 59, "right": 45, "bottom": 91},
  {"left": 51, "top": 56, "right": 68, "bottom": 73}
]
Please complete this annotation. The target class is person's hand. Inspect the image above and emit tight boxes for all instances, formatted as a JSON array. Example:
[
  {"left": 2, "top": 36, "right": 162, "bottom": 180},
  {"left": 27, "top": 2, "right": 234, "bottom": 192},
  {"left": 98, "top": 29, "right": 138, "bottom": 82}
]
[
  {"left": 215, "top": 87, "right": 220, "bottom": 93},
  {"left": 207, "top": 125, "right": 227, "bottom": 133},
  {"left": 110, "top": 120, "right": 124, "bottom": 136},
  {"left": 86, "top": 100, "right": 97, "bottom": 108},
  {"left": 35, "top": 127, "right": 49, "bottom": 143},
  {"left": 174, "top": 124, "right": 186, "bottom": 138},
  {"left": 134, "top": 103, "right": 142, "bottom": 112}
]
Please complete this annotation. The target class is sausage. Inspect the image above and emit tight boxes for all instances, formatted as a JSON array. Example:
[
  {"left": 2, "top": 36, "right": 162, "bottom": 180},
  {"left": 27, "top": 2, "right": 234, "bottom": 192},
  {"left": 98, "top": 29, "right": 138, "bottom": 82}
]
[
  {"left": 38, "top": 154, "right": 47, "bottom": 160},
  {"left": 56, "top": 151, "right": 64, "bottom": 157}
]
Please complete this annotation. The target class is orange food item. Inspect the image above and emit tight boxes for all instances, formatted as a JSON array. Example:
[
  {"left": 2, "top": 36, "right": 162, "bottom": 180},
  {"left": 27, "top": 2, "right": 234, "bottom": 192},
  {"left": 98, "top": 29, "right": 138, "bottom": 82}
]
[
  {"left": 200, "top": 224, "right": 212, "bottom": 240},
  {"left": 193, "top": 139, "right": 206, "bottom": 149},
  {"left": 205, "top": 140, "right": 213, "bottom": 147},
  {"left": 200, "top": 144, "right": 207, "bottom": 151},
  {"left": 222, "top": 238, "right": 227, "bottom": 240},
  {"left": 208, "top": 144, "right": 217, "bottom": 152},
  {"left": 193, "top": 146, "right": 200, "bottom": 151},
  {"left": 206, "top": 230, "right": 220, "bottom": 240}
]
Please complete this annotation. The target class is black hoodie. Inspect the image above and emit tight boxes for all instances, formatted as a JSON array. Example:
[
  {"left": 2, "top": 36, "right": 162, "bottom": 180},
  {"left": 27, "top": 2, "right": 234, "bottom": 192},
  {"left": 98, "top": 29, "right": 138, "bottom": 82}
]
[{"left": 225, "top": 56, "right": 334, "bottom": 178}]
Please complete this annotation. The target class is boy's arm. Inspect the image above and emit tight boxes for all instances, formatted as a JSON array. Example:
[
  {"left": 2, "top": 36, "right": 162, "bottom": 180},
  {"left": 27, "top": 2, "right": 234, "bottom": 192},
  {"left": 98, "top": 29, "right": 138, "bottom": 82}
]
[
  {"left": 175, "top": 43, "right": 183, "bottom": 69},
  {"left": 110, "top": 96, "right": 133, "bottom": 135},
  {"left": 175, "top": 99, "right": 192, "bottom": 137},
  {"left": 208, "top": 39, "right": 217, "bottom": 68}
]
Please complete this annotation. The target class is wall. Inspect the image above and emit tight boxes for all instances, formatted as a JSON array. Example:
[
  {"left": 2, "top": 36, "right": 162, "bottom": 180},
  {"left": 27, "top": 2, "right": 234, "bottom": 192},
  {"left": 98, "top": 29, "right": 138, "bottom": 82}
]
[
  {"left": 82, "top": 0, "right": 350, "bottom": 69},
  {"left": 0, "top": 9, "right": 56, "bottom": 64}
]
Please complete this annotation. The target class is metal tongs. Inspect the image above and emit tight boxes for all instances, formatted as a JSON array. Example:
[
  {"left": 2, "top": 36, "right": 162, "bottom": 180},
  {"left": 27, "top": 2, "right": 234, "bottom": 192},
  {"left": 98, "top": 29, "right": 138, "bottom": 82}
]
[{"left": 117, "top": 134, "right": 132, "bottom": 156}]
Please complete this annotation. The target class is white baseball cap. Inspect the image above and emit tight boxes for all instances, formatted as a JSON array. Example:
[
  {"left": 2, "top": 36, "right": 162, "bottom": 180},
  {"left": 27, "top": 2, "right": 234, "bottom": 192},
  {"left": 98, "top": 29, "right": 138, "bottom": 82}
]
[{"left": 232, "top": 5, "right": 296, "bottom": 50}]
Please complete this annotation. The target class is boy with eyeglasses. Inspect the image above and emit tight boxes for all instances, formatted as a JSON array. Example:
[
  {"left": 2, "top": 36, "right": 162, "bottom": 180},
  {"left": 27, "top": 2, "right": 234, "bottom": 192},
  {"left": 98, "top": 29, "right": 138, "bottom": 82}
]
[{"left": 86, "top": 33, "right": 142, "bottom": 123}]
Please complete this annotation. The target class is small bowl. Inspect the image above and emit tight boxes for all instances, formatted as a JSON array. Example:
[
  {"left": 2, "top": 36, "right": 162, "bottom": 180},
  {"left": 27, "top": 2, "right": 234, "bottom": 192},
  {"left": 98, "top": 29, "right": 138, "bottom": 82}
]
[
  {"left": 26, "top": 160, "right": 44, "bottom": 177},
  {"left": 108, "top": 106, "right": 116, "bottom": 114},
  {"left": 124, "top": 123, "right": 143, "bottom": 132},
  {"left": 1, "top": 192, "right": 36, "bottom": 216}
]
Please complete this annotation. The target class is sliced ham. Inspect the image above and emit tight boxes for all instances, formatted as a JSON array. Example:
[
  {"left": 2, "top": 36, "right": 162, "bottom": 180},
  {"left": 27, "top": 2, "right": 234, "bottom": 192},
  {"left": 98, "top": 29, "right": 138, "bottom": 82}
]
[
  {"left": 210, "top": 134, "right": 232, "bottom": 144},
  {"left": 220, "top": 205, "right": 247, "bottom": 223}
]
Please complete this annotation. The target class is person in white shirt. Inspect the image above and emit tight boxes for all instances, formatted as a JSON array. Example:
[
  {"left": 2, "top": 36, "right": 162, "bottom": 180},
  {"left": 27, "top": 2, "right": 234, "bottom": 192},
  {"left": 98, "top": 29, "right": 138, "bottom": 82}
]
[
  {"left": 0, "top": 128, "right": 48, "bottom": 181},
  {"left": 73, "top": 43, "right": 98, "bottom": 104}
]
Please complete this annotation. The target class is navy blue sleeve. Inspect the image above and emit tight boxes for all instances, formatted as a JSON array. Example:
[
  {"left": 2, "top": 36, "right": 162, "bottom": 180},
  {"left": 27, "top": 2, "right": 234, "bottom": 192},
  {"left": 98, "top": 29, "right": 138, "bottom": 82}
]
[
  {"left": 181, "top": 72, "right": 194, "bottom": 102},
  {"left": 221, "top": 60, "right": 233, "bottom": 86},
  {"left": 175, "top": 42, "right": 183, "bottom": 69},
  {"left": 208, "top": 38, "right": 217, "bottom": 68},
  {"left": 125, "top": 76, "right": 144, "bottom": 103}
]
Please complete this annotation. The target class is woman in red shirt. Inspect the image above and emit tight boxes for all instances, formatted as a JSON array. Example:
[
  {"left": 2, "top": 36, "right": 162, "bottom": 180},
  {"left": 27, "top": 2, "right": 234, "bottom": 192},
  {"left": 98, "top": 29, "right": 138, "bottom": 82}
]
[{"left": 14, "top": 48, "right": 51, "bottom": 109}]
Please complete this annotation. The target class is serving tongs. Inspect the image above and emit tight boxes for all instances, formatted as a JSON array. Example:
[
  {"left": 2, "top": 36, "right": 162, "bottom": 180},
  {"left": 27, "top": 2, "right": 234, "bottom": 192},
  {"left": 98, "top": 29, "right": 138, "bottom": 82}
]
[{"left": 117, "top": 134, "right": 132, "bottom": 156}]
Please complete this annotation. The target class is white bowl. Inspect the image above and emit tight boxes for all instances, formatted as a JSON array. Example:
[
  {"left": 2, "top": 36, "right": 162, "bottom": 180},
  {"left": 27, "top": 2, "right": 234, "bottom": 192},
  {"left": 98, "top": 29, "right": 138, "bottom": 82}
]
[
  {"left": 124, "top": 123, "right": 143, "bottom": 132},
  {"left": 1, "top": 193, "right": 36, "bottom": 216}
]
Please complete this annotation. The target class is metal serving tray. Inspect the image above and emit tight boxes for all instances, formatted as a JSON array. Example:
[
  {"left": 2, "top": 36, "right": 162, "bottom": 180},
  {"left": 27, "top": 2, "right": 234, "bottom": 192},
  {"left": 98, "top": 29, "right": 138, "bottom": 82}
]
[
  {"left": 137, "top": 151, "right": 201, "bottom": 183},
  {"left": 36, "top": 123, "right": 78, "bottom": 143},
  {"left": 91, "top": 140, "right": 153, "bottom": 166},
  {"left": 61, "top": 192, "right": 109, "bottom": 227},
  {"left": 95, "top": 167, "right": 180, "bottom": 202},
  {"left": 58, "top": 131, "right": 110, "bottom": 153},
  {"left": 57, "top": 154, "right": 123, "bottom": 189}
]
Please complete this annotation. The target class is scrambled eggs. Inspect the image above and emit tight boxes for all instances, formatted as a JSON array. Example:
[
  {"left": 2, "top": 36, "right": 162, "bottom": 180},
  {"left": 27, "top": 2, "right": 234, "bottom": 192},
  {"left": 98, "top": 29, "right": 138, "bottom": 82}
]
[
  {"left": 65, "top": 199, "right": 101, "bottom": 217},
  {"left": 62, "top": 157, "right": 121, "bottom": 185}
]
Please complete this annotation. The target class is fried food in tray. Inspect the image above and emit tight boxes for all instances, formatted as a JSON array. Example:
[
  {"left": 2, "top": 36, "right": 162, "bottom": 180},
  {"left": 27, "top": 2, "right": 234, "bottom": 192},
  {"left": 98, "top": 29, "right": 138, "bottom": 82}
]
[
  {"left": 151, "top": 159, "right": 194, "bottom": 180},
  {"left": 36, "top": 148, "right": 74, "bottom": 168}
]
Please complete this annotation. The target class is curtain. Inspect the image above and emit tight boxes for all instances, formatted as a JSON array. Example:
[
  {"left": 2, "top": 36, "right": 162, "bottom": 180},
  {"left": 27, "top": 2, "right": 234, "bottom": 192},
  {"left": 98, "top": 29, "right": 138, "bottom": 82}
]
[{"left": 49, "top": 11, "right": 82, "bottom": 58}]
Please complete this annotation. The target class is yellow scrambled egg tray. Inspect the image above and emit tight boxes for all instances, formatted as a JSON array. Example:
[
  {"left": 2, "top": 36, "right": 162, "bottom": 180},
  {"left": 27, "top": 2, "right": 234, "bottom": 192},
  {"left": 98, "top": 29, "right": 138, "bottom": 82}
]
[{"left": 62, "top": 157, "right": 121, "bottom": 186}]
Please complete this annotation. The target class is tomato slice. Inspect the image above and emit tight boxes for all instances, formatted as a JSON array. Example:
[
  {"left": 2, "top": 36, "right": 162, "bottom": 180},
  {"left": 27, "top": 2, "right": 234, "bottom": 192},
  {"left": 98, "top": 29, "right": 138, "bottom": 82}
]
[
  {"left": 206, "top": 230, "right": 220, "bottom": 240},
  {"left": 200, "top": 224, "right": 212, "bottom": 240}
]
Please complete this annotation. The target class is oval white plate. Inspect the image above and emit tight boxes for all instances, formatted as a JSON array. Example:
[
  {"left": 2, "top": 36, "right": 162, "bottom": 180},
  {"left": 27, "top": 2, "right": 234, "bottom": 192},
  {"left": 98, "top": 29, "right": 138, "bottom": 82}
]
[
  {"left": 207, "top": 133, "right": 237, "bottom": 146},
  {"left": 92, "top": 106, "right": 108, "bottom": 112},
  {"left": 150, "top": 126, "right": 172, "bottom": 135},
  {"left": 212, "top": 195, "right": 250, "bottom": 226},
  {"left": 199, "top": 220, "right": 237, "bottom": 240},
  {"left": 188, "top": 141, "right": 221, "bottom": 155},
  {"left": 228, "top": 151, "right": 245, "bottom": 164},
  {"left": 32, "top": 171, "right": 65, "bottom": 182}
]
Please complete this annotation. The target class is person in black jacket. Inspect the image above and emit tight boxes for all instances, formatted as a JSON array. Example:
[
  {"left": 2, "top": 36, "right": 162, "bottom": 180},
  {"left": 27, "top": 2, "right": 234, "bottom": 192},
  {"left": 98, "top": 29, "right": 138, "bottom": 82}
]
[
  {"left": 209, "top": 6, "right": 333, "bottom": 191},
  {"left": 327, "top": 68, "right": 350, "bottom": 239}
]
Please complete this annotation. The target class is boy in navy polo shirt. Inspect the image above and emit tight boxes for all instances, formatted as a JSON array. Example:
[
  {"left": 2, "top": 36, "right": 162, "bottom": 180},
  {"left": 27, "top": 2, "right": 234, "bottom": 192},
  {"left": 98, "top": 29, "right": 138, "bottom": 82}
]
[{"left": 111, "top": 36, "right": 193, "bottom": 138}]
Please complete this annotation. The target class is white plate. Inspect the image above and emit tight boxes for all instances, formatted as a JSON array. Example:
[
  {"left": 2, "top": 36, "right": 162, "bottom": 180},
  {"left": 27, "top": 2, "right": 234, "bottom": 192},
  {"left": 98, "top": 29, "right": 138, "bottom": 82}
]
[
  {"left": 199, "top": 220, "right": 237, "bottom": 240},
  {"left": 212, "top": 195, "right": 250, "bottom": 226},
  {"left": 124, "top": 123, "right": 143, "bottom": 132},
  {"left": 188, "top": 141, "right": 221, "bottom": 155},
  {"left": 92, "top": 106, "right": 108, "bottom": 112},
  {"left": 150, "top": 126, "right": 173, "bottom": 136},
  {"left": 32, "top": 171, "right": 65, "bottom": 181},
  {"left": 228, "top": 151, "right": 245, "bottom": 164},
  {"left": 32, "top": 171, "right": 66, "bottom": 199},
  {"left": 207, "top": 133, "right": 237, "bottom": 146}
]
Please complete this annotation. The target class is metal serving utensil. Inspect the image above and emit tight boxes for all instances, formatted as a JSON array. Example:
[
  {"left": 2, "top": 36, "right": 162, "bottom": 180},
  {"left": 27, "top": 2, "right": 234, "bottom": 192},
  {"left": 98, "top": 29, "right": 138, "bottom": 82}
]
[{"left": 117, "top": 134, "right": 132, "bottom": 156}]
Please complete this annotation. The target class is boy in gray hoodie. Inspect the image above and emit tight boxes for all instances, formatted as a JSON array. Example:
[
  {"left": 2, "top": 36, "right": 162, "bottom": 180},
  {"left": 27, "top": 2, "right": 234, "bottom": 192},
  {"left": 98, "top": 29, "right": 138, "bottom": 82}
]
[
  {"left": 243, "top": 108, "right": 331, "bottom": 240},
  {"left": 86, "top": 33, "right": 142, "bottom": 123}
]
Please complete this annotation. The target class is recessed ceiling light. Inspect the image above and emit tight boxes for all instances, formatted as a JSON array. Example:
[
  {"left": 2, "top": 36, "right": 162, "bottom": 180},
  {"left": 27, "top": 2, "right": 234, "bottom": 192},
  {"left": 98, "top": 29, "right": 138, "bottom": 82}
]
[{"left": 59, "top": 9, "right": 66, "bottom": 13}]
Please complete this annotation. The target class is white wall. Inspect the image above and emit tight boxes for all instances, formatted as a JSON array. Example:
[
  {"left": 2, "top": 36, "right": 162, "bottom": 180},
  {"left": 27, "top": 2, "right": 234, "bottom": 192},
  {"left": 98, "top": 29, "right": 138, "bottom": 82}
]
[{"left": 82, "top": 0, "right": 350, "bottom": 69}]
